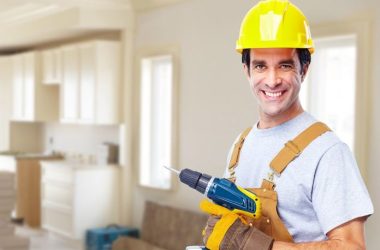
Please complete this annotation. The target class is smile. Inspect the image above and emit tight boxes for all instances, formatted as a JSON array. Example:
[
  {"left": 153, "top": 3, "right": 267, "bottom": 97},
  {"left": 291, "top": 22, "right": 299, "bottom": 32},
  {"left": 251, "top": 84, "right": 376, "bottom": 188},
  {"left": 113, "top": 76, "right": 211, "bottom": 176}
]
[{"left": 263, "top": 91, "right": 284, "bottom": 98}]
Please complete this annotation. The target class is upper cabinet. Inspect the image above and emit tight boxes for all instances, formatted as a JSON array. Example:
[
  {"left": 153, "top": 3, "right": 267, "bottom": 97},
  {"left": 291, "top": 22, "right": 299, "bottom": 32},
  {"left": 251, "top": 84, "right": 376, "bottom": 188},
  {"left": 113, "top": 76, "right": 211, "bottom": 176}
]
[
  {"left": 11, "top": 52, "right": 59, "bottom": 122},
  {"left": 60, "top": 45, "right": 80, "bottom": 123},
  {"left": 41, "top": 48, "right": 62, "bottom": 85},
  {"left": 60, "top": 41, "right": 121, "bottom": 125}
]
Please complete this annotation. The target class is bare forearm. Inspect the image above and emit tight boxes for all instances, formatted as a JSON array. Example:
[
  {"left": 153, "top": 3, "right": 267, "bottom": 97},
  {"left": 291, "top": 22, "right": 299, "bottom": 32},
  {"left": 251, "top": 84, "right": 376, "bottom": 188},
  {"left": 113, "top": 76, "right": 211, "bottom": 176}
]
[
  {"left": 272, "top": 218, "right": 367, "bottom": 250},
  {"left": 272, "top": 239, "right": 364, "bottom": 250}
]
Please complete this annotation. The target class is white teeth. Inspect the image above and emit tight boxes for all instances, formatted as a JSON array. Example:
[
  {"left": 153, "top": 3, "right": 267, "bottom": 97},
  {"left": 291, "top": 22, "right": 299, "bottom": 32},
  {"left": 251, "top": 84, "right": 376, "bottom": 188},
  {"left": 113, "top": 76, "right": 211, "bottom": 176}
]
[{"left": 264, "top": 91, "right": 282, "bottom": 97}]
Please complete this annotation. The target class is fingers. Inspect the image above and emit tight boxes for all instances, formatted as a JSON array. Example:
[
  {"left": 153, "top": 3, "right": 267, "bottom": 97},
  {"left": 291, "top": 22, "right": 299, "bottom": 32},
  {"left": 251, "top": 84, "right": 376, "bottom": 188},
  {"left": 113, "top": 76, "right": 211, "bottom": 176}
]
[{"left": 203, "top": 215, "right": 222, "bottom": 244}]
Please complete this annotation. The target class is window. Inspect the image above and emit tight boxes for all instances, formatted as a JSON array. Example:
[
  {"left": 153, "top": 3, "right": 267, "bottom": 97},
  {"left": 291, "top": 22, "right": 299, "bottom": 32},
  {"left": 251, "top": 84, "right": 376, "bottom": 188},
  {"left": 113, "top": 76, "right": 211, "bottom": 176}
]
[
  {"left": 138, "top": 53, "right": 176, "bottom": 190},
  {"left": 300, "top": 35, "right": 357, "bottom": 150},
  {"left": 299, "top": 21, "right": 371, "bottom": 181}
]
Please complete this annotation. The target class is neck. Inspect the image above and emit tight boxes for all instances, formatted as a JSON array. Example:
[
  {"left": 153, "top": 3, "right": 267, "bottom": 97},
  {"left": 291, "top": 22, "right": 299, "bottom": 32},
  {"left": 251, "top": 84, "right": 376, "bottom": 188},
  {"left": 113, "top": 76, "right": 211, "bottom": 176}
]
[{"left": 258, "top": 102, "right": 304, "bottom": 129}]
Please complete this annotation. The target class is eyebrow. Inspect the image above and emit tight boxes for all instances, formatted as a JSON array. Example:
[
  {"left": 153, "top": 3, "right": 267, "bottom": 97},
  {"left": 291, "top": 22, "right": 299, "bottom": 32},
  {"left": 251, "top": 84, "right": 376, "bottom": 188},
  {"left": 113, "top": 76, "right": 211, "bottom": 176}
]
[
  {"left": 251, "top": 60, "right": 266, "bottom": 66},
  {"left": 251, "top": 59, "right": 296, "bottom": 66},
  {"left": 279, "top": 59, "right": 296, "bottom": 65}
]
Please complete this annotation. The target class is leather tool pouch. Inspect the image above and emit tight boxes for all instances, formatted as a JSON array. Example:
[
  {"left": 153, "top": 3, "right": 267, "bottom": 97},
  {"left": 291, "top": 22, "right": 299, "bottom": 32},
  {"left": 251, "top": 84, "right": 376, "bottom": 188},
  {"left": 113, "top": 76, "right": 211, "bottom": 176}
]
[{"left": 247, "top": 180, "right": 293, "bottom": 242}]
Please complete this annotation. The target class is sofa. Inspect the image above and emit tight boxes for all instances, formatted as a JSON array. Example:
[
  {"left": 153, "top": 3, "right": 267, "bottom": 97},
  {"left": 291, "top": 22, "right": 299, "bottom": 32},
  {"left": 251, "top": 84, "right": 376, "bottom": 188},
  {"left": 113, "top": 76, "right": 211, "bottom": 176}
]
[{"left": 112, "top": 201, "right": 208, "bottom": 250}]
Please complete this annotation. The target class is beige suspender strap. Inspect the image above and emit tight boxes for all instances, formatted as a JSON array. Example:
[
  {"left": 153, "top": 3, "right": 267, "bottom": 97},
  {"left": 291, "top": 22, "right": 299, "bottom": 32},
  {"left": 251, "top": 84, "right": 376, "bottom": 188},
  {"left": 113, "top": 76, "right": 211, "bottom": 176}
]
[
  {"left": 270, "top": 122, "right": 331, "bottom": 175},
  {"left": 228, "top": 127, "right": 252, "bottom": 179}
]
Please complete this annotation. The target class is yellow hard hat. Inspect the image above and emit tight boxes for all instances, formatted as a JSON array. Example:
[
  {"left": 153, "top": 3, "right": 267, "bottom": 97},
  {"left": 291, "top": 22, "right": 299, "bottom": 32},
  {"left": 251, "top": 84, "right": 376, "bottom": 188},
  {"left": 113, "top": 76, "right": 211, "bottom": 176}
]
[{"left": 236, "top": 0, "right": 314, "bottom": 54}]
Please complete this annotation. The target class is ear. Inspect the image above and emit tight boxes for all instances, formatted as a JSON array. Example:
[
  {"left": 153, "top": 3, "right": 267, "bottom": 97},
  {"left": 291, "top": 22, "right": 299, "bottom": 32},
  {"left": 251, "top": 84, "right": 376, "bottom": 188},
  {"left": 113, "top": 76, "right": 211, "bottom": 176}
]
[{"left": 301, "top": 64, "right": 310, "bottom": 82}]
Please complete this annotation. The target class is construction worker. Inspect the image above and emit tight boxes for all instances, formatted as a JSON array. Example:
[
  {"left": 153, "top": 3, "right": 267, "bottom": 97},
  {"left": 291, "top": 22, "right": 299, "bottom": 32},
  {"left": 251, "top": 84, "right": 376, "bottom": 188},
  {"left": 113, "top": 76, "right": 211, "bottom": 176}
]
[{"left": 200, "top": 0, "right": 374, "bottom": 249}]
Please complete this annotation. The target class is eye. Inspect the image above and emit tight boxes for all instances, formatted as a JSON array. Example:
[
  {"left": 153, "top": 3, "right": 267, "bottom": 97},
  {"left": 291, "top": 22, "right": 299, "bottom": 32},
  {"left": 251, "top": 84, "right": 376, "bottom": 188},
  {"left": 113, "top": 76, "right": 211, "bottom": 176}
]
[
  {"left": 253, "top": 64, "right": 267, "bottom": 72},
  {"left": 280, "top": 64, "right": 294, "bottom": 71}
]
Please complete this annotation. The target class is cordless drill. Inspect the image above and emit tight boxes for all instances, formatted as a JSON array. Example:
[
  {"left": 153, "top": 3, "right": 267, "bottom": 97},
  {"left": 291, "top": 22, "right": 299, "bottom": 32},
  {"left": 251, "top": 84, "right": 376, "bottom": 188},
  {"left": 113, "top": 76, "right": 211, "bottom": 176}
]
[{"left": 165, "top": 166, "right": 261, "bottom": 219}]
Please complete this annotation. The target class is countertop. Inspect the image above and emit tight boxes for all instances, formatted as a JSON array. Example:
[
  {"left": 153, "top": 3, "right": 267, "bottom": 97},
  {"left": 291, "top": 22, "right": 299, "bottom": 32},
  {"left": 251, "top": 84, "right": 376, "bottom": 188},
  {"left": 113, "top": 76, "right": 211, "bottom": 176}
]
[
  {"left": 40, "top": 159, "right": 119, "bottom": 170},
  {"left": 0, "top": 151, "right": 62, "bottom": 160}
]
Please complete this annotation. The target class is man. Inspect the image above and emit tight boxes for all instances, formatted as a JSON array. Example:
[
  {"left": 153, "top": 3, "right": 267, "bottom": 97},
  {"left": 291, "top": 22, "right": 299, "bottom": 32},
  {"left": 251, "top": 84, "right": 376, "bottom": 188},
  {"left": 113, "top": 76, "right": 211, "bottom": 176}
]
[{"left": 201, "top": 0, "right": 374, "bottom": 249}]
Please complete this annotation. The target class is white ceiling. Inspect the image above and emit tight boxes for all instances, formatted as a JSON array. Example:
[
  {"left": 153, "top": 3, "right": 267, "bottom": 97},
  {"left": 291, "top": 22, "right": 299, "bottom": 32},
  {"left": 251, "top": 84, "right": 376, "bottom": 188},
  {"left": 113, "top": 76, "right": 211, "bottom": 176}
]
[
  {"left": 131, "top": 0, "right": 188, "bottom": 11},
  {"left": 0, "top": 0, "right": 132, "bottom": 24},
  {"left": 0, "top": 0, "right": 186, "bottom": 52}
]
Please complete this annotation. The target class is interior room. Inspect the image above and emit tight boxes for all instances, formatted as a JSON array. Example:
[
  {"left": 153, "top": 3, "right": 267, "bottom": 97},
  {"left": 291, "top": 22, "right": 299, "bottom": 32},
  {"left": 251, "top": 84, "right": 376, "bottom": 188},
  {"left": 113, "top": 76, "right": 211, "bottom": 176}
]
[{"left": 0, "top": 0, "right": 378, "bottom": 249}]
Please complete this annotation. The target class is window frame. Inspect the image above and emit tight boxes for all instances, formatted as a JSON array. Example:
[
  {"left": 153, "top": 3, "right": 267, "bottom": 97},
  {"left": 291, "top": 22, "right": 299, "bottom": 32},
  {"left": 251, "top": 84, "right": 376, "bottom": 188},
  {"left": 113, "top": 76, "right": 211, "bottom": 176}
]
[
  {"left": 308, "top": 21, "right": 370, "bottom": 181},
  {"left": 135, "top": 45, "right": 179, "bottom": 190}
]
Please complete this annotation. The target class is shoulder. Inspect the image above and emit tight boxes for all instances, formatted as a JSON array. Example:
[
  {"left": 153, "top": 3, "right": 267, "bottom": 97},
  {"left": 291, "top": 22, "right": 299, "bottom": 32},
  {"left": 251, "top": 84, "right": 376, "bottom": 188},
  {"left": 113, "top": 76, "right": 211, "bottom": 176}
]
[
  {"left": 311, "top": 129, "right": 342, "bottom": 152},
  {"left": 311, "top": 137, "right": 373, "bottom": 234}
]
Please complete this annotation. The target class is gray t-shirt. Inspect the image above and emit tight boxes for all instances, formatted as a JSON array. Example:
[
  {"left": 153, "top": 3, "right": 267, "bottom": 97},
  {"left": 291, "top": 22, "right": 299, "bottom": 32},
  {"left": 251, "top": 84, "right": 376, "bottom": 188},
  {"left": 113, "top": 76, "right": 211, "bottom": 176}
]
[{"left": 225, "top": 112, "right": 373, "bottom": 242}]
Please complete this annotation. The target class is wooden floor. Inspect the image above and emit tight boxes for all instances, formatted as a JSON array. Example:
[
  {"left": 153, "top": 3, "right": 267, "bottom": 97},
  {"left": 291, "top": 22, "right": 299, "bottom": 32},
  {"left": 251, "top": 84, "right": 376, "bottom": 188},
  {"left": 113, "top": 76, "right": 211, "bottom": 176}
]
[{"left": 15, "top": 226, "right": 83, "bottom": 250}]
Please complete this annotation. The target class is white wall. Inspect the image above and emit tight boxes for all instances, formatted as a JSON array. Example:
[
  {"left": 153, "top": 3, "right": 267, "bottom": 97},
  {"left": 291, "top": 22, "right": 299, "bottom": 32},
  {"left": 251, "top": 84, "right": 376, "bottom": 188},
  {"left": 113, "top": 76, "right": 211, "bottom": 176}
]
[
  {"left": 0, "top": 57, "right": 12, "bottom": 151},
  {"left": 131, "top": 0, "right": 379, "bottom": 248},
  {"left": 131, "top": 0, "right": 257, "bottom": 227}
]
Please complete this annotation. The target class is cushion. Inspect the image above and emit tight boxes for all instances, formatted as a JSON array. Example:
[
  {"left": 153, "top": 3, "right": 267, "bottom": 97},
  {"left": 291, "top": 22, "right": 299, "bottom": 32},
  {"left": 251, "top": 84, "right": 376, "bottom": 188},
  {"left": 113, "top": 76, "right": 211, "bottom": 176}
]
[
  {"left": 112, "top": 236, "right": 167, "bottom": 250},
  {"left": 141, "top": 201, "right": 208, "bottom": 250}
]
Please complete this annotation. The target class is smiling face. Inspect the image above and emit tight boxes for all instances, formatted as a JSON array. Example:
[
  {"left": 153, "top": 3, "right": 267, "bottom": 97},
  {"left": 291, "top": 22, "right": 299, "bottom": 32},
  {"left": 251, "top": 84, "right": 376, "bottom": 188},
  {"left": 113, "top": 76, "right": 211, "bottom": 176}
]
[{"left": 243, "top": 48, "right": 308, "bottom": 128}]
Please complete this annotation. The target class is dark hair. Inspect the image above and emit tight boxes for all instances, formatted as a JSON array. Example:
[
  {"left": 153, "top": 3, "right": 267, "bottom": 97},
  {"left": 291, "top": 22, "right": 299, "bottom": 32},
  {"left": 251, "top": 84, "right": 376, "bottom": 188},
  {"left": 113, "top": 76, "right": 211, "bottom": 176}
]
[{"left": 242, "top": 48, "right": 311, "bottom": 74}]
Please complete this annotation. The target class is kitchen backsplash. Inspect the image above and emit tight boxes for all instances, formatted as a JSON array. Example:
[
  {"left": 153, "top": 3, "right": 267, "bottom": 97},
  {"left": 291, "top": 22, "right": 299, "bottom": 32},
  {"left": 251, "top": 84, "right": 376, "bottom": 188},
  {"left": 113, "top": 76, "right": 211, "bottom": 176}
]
[{"left": 41, "top": 122, "right": 120, "bottom": 164}]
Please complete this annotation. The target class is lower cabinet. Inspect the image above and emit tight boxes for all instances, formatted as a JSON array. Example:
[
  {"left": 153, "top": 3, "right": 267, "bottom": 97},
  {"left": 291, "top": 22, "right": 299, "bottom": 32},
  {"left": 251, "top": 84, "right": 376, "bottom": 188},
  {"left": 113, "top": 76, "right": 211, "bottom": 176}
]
[
  {"left": 16, "top": 156, "right": 61, "bottom": 228},
  {"left": 40, "top": 161, "right": 120, "bottom": 239},
  {"left": 0, "top": 155, "right": 61, "bottom": 228}
]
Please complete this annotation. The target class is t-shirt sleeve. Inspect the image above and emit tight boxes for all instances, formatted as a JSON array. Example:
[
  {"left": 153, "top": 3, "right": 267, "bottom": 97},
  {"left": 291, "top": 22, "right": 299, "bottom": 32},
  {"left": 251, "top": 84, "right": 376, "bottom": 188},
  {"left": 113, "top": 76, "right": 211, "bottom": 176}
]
[{"left": 311, "top": 142, "right": 374, "bottom": 234}]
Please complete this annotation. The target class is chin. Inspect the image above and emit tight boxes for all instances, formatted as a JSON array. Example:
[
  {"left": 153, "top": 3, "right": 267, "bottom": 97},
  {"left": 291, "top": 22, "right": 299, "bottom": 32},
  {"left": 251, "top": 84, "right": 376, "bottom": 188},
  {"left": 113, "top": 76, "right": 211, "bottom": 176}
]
[
  {"left": 261, "top": 106, "right": 285, "bottom": 117},
  {"left": 265, "top": 112, "right": 282, "bottom": 118}
]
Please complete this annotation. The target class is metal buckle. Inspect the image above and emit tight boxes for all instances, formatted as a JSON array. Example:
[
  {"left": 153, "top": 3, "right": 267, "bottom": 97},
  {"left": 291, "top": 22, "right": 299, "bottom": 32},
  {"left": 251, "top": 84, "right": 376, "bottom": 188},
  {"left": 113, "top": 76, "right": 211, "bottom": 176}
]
[
  {"left": 285, "top": 140, "right": 301, "bottom": 156},
  {"left": 268, "top": 170, "right": 279, "bottom": 181},
  {"left": 268, "top": 171, "right": 275, "bottom": 182},
  {"left": 266, "top": 171, "right": 277, "bottom": 189}
]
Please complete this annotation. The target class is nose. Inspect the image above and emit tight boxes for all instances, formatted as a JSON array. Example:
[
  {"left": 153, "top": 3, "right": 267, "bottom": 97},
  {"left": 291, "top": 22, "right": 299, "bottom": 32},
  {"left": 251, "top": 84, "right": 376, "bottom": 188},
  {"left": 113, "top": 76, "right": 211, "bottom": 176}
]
[{"left": 265, "top": 68, "right": 282, "bottom": 88}]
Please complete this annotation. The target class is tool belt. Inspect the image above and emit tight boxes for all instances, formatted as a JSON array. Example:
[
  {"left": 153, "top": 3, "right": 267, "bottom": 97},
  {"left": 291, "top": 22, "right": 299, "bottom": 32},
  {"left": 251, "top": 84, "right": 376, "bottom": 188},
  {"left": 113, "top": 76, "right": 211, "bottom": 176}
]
[{"left": 227, "top": 122, "right": 331, "bottom": 242}]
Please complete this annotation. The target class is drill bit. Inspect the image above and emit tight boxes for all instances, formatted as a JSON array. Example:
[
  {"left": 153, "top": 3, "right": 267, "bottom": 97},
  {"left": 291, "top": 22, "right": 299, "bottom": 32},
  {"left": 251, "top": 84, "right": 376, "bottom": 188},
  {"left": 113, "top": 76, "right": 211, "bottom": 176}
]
[{"left": 163, "top": 165, "right": 180, "bottom": 175}]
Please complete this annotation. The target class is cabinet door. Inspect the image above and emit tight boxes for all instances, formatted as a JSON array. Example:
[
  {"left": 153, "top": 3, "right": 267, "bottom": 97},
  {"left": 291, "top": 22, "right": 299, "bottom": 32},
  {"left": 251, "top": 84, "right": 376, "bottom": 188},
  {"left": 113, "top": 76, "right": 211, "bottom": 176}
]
[
  {"left": 12, "top": 55, "right": 24, "bottom": 120},
  {"left": 92, "top": 41, "right": 121, "bottom": 124},
  {"left": 61, "top": 46, "right": 79, "bottom": 122},
  {"left": 42, "top": 50, "right": 54, "bottom": 84},
  {"left": 79, "top": 44, "right": 96, "bottom": 123},
  {"left": 53, "top": 49, "right": 62, "bottom": 84},
  {"left": 42, "top": 49, "right": 61, "bottom": 85},
  {"left": 23, "top": 53, "right": 35, "bottom": 120},
  {"left": 60, "top": 41, "right": 120, "bottom": 124}
]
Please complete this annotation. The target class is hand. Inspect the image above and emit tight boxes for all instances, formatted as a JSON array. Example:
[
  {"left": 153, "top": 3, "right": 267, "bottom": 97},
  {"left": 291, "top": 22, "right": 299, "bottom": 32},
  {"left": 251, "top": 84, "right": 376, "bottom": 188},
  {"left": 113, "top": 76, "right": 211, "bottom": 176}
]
[
  {"left": 202, "top": 215, "right": 222, "bottom": 245},
  {"left": 200, "top": 199, "right": 274, "bottom": 250}
]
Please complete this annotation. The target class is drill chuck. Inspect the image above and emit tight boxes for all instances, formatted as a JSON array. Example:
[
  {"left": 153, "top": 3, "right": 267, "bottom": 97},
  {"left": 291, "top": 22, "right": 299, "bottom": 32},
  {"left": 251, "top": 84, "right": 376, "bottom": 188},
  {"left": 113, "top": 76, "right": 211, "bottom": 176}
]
[{"left": 179, "top": 168, "right": 212, "bottom": 194}]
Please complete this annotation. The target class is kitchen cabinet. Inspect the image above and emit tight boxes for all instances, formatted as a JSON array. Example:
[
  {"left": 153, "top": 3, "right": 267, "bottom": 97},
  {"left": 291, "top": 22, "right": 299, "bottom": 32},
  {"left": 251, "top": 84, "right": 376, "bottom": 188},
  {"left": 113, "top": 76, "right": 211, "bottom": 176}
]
[
  {"left": 40, "top": 161, "right": 120, "bottom": 239},
  {"left": 0, "top": 152, "right": 62, "bottom": 228},
  {"left": 60, "top": 40, "right": 121, "bottom": 124},
  {"left": 11, "top": 52, "right": 59, "bottom": 122},
  {"left": 41, "top": 48, "right": 62, "bottom": 85},
  {"left": 60, "top": 45, "right": 79, "bottom": 122},
  {"left": 0, "top": 154, "right": 61, "bottom": 228},
  {"left": 16, "top": 155, "right": 61, "bottom": 228}
]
